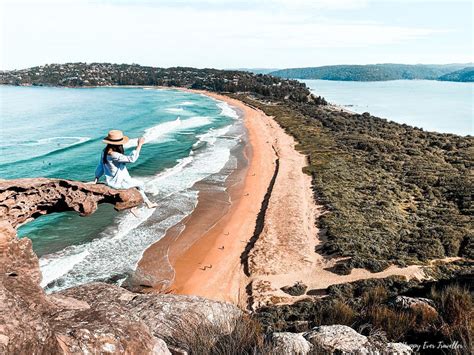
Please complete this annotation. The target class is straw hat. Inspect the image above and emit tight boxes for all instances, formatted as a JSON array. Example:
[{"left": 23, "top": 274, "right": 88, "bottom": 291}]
[{"left": 102, "top": 130, "right": 129, "bottom": 145}]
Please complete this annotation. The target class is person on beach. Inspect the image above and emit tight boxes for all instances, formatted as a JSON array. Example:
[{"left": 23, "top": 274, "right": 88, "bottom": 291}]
[{"left": 93, "top": 129, "right": 158, "bottom": 214}]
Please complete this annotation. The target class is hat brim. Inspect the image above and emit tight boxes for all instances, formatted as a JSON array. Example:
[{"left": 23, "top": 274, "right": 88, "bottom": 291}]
[{"left": 102, "top": 136, "right": 129, "bottom": 145}]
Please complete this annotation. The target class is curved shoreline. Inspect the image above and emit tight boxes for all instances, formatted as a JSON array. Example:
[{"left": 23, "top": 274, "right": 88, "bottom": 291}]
[
  {"left": 135, "top": 90, "right": 431, "bottom": 308},
  {"left": 135, "top": 92, "right": 277, "bottom": 306}
]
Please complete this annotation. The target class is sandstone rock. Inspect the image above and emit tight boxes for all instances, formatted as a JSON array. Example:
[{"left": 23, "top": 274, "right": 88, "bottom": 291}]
[
  {"left": 167, "top": 345, "right": 189, "bottom": 355},
  {"left": 386, "top": 342, "right": 413, "bottom": 354},
  {"left": 0, "top": 178, "right": 143, "bottom": 228},
  {"left": 304, "top": 325, "right": 369, "bottom": 354},
  {"left": 0, "top": 179, "right": 192, "bottom": 354},
  {"left": 390, "top": 295, "right": 436, "bottom": 311},
  {"left": 281, "top": 281, "right": 308, "bottom": 296},
  {"left": 0, "top": 219, "right": 163, "bottom": 354},
  {"left": 0, "top": 231, "right": 239, "bottom": 354},
  {"left": 0, "top": 177, "right": 244, "bottom": 354},
  {"left": 304, "top": 325, "right": 413, "bottom": 354},
  {"left": 271, "top": 332, "right": 313, "bottom": 354},
  {"left": 154, "top": 338, "right": 173, "bottom": 355},
  {"left": 59, "top": 282, "right": 242, "bottom": 341}
]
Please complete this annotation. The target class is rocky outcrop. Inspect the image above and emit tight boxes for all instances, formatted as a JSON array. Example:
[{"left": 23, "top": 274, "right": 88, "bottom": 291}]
[
  {"left": 390, "top": 295, "right": 438, "bottom": 314},
  {"left": 270, "top": 325, "right": 413, "bottom": 354},
  {"left": 0, "top": 179, "right": 241, "bottom": 354},
  {"left": 59, "top": 283, "right": 241, "bottom": 342},
  {"left": 304, "top": 325, "right": 412, "bottom": 354},
  {"left": 271, "top": 332, "right": 313, "bottom": 354},
  {"left": 0, "top": 178, "right": 143, "bottom": 228},
  {"left": 304, "top": 325, "right": 369, "bottom": 354}
]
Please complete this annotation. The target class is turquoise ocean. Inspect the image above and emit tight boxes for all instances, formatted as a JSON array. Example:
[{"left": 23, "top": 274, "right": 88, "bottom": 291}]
[
  {"left": 303, "top": 79, "right": 473, "bottom": 136},
  {"left": 0, "top": 86, "right": 243, "bottom": 292}
]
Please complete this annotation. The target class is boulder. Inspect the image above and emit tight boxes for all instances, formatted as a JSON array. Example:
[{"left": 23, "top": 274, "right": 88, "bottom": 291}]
[
  {"left": 59, "top": 282, "right": 242, "bottom": 341},
  {"left": 271, "top": 332, "right": 313, "bottom": 354},
  {"left": 390, "top": 296, "right": 437, "bottom": 312},
  {"left": 0, "top": 220, "right": 162, "bottom": 354},
  {"left": 386, "top": 342, "right": 413, "bottom": 354},
  {"left": 303, "top": 325, "right": 412, "bottom": 354},
  {"left": 304, "top": 325, "right": 369, "bottom": 354}
]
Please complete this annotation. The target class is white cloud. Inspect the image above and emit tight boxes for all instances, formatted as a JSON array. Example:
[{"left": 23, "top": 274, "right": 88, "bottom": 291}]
[{"left": 0, "top": 0, "right": 468, "bottom": 69}]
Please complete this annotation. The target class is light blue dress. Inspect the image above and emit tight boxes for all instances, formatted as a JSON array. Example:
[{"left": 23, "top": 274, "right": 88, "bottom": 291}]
[{"left": 95, "top": 150, "right": 150, "bottom": 203}]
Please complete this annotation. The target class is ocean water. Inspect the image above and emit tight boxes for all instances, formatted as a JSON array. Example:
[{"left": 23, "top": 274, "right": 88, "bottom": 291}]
[
  {"left": 0, "top": 86, "right": 243, "bottom": 292},
  {"left": 302, "top": 80, "right": 473, "bottom": 136}
]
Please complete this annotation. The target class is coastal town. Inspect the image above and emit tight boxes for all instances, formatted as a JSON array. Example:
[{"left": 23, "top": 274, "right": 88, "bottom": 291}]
[{"left": 0, "top": 62, "right": 327, "bottom": 105}]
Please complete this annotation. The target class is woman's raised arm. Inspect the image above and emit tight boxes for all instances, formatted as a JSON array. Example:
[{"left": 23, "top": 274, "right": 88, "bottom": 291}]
[{"left": 110, "top": 137, "right": 145, "bottom": 164}]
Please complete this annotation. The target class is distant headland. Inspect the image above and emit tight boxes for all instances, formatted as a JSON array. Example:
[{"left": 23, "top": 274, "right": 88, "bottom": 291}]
[{"left": 269, "top": 63, "right": 474, "bottom": 82}]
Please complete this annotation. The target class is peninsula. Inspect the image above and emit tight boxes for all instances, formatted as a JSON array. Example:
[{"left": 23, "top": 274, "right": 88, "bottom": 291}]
[{"left": 1, "top": 63, "right": 472, "bottom": 354}]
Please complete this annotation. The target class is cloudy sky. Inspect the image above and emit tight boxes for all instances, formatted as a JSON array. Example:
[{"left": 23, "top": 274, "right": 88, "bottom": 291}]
[{"left": 1, "top": 0, "right": 472, "bottom": 70}]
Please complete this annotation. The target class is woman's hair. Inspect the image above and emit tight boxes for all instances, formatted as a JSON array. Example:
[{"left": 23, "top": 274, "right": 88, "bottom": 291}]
[{"left": 103, "top": 144, "right": 124, "bottom": 164}]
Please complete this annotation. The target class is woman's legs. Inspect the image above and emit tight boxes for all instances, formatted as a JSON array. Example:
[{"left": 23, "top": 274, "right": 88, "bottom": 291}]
[{"left": 136, "top": 186, "right": 157, "bottom": 208}]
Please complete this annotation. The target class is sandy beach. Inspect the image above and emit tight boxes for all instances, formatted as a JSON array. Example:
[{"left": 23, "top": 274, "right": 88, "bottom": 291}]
[
  {"left": 136, "top": 90, "right": 428, "bottom": 308},
  {"left": 136, "top": 92, "right": 277, "bottom": 306}
]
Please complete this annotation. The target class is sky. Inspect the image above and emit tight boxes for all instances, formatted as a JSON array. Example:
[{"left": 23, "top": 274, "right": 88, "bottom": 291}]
[{"left": 0, "top": 0, "right": 472, "bottom": 70}]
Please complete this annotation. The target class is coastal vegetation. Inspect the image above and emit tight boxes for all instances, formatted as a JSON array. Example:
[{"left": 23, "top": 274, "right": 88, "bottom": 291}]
[
  {"left": 438, "top": 67, "right": 474, "bottom": 82},
  {"left": 234, "top": 95, "right": 473, "bottom": 274},
  {"left": 2, "top": 62, "right": 472, "bottom": 352},
  {"left": 258, "top": 278, "right": 473, "bottom": 354},
  {"left": 269, "top": 63, "right": 474, "bottom": 82}
]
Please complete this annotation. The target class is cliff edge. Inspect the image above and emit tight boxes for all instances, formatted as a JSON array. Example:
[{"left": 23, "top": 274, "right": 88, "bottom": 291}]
[{"left": 0, "top": 178, "right": 241, "bottom": 354}]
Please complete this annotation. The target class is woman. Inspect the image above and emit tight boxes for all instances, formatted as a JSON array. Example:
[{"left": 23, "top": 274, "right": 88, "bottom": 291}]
[{"left": 94, "top": 129, "right": 157, "bottom": 213}]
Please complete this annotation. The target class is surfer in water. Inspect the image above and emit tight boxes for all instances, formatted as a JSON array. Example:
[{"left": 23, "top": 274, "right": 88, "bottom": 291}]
[{"left": 93, "top": 129, "right": 158, "bottom": 215}]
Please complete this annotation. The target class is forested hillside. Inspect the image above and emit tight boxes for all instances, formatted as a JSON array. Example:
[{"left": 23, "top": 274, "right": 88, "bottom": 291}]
[
  {"left": 438, "top": 67, "right": 474, "bottom": 82},
  {"left": 270, "top": 63, "right": 473, "bottom": 82}
]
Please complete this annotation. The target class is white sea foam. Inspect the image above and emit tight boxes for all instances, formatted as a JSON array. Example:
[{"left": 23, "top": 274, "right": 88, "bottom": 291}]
[
  {"left": 165, "top": 107, "right": 185, "bottom": 113},
  {"left": 179, "top": 101, "right": 195, "bottom": 106},
  {"left": 3, "top": 136, "right": 90, "bottom": 148},
  {"left": 193, "top": 125, "right": 232, "bottom": 148},
  {"left": 124, "top": 116, "right": 212, "bottom": 148},
  {"left": 216, "top": 102, "right": 239, "bottom": 119},
  {"left": 40, "top": 248, "right": 90, "bottom": 287},
  {"left": 40, "top": 119, "right": 242, "bottom": 293}
]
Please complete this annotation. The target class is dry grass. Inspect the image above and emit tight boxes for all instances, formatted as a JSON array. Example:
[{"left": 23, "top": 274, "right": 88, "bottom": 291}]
[
  {"left": 431, "top": 284, "right": 473, "bottom": 354},
  {"left": 368, "top": 306, "right": 416, "bottom": 341},
  {"left": 309, "top": 299, "right": 357, "bottom": 328},
  {"left": 326, "top": 300, "right": 357, "bottom": 326},
  {"left": 360, "top": 286, "right": 389, "bottom": 309},
  {"left": 162, "top": 311, "right": 273, "bottom": 355}
]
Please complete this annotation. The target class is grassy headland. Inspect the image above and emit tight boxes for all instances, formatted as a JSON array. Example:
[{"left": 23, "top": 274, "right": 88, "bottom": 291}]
[{"left": 232, "top": 95, "right": 473, "bottom": 274}]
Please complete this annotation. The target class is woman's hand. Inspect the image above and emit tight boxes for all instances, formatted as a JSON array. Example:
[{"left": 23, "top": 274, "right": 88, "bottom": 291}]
[{"left": 138, "top": 137, "right": 145, "bottom": 146}]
